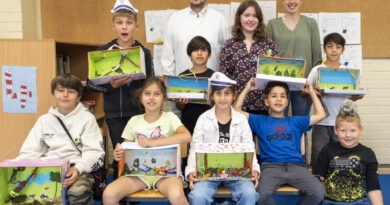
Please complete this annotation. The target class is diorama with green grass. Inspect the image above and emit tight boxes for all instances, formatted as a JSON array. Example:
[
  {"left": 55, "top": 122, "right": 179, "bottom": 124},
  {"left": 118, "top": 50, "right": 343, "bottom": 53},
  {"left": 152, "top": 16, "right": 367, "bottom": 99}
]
[
  {"left": 165, "top": 76, "right": 209, "bottom": 100},
  {"left": 257, "top": 57, "right": 306, "bottom": 78}
]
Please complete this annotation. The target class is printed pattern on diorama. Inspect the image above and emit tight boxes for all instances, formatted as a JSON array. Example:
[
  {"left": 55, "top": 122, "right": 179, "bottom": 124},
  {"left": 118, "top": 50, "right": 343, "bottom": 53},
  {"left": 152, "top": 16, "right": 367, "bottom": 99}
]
[
  {"left": 163, "top": 75, "right": 209, "bottom": 104},
  {"left": 88, "top": 46, "right": 146, "bottom": 85},
  {"left": 196, "top": 143, "right": 254, "bottom": 181},
  {"left": 0, "top": 159, "right": 69, "bottom": 205},
  {"left": 317, "top": 67, "right": 368, "bottom": 95},
  {"left": 256, "top": 56, "right": 307, "bottom": 91},
  {"left": 121, "top": 142, "right": 180, "bottom": 177}
]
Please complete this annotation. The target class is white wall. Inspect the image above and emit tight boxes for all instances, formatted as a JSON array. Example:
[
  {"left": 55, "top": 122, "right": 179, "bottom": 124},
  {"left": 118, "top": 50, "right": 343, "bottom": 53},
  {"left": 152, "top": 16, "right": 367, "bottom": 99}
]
[{"left": 0, "top": 0, "right": 23, "bottom": 38}]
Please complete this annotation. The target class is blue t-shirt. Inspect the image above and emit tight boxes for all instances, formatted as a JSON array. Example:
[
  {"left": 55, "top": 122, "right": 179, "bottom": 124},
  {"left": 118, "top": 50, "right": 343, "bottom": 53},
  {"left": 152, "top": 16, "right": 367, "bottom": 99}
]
[{"left": 248, "top": 114, "right": 311, "bottom": 163}]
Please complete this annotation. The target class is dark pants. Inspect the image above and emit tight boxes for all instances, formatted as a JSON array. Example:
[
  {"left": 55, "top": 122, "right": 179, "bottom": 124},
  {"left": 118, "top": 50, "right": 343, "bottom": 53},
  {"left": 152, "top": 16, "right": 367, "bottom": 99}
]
[
  {"left": 106, "top": 117, "right": 131, "bottom": 179},
  {"left": 311, "top": 125, "right": 338, "bottom": 170}
]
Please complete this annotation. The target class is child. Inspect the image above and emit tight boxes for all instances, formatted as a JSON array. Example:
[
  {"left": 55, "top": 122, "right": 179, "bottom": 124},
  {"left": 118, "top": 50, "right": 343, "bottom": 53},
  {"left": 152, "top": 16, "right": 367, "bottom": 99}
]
[
  {"left": 87, "top": 0, "right": 154, "bottom": 179},
  {"left": 17, "top": 74, "right": 105, "bottom": 204},
  {"left": 235, "top": 78, "right": 326, "bottom": 205},
  {"left": 313, "top": 99, "right": 384, "bottom": 205},
  {"left": 175, "top": 35, "right": 214, "bottom": 135},
  {"left": 307, "top": 32, "right": 364, "bottom": 171},
  {"left": 102, "top": 77, "right": 191, "bottom": 205},
  {"left": 185, "top": 72, "right": 260, "bottom": 204}
]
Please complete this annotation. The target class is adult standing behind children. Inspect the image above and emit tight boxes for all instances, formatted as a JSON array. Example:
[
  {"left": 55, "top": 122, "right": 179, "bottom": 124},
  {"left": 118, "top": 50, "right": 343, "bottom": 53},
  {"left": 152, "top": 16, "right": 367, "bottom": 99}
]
[
  {"left": 267, "top": 0, "right": 322, "bottom": 116},
  {"left": 87, "top": 0, "right": 154, "bottom": 179},
  {"left": 17, "top": 74, "right": 105, "bottom": 204},
  {"left": 313, "top": 100, "right": 383, "bottom": 205},
  {"left": 307, "top": 33, "right": 364, "bottom": 171},
  {"left": 161, "top": 0, "right": 229, "bottom": 76},
  {"left": 220, "top": 0, "right": 278, "bottom": 115},
  {"left": 235, "top": 79, "right": 326, "bottom": 205}
]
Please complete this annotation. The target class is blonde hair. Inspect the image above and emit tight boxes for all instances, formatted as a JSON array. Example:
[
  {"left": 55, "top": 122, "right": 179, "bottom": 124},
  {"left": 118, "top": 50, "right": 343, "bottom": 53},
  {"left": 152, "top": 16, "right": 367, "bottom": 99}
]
[
  {"left": 335, "top": 99, "right": 362, "bottom": 128},
  {"left": 112, "top": 9, "right": 137, "bottom": 22}
]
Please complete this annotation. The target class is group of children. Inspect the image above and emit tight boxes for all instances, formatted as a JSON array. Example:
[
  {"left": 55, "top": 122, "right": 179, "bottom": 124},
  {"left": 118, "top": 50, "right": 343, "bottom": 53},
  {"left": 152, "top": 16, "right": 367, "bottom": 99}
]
[{"left": 14, "top": 0, "right": 384, "bottom": 205}]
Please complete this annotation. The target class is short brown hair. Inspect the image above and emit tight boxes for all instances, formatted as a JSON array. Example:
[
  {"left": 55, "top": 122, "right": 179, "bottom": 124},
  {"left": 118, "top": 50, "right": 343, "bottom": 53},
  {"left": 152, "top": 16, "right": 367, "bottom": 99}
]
[{"left": 51, "top": 74, "right": 83, "bottom": 96}]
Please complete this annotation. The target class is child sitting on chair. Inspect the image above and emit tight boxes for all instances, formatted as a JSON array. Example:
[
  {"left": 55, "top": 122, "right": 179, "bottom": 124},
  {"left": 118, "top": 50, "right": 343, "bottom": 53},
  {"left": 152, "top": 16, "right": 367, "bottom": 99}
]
[
  {"left": 185, "top": 72, "right": 260, "bottom": 205},
  {"left": 313, "top": 99, "right": 384, "bottom": 205},
  {"left": 234, "top": 78, "right": 326, "bottom": 205}
]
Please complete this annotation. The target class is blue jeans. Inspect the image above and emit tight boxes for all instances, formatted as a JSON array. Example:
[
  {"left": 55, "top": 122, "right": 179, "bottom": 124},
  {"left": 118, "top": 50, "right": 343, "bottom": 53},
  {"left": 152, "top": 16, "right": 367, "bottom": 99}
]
[
  {"left": 322, "top": 198, "right": 370, "bottom": 205},
  {"left": 258, "top": 163, "right": 325, "bottom": 205},
  {"left": 188, "top": 180, "right": 259, "bottom": 205},
  {"left": 285, "top": 91, "right": 311, "bottom": 116}
]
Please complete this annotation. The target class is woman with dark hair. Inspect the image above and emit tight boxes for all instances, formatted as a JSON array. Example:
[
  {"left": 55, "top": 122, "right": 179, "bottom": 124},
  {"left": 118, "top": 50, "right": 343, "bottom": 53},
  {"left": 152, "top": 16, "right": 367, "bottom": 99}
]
[{"left": 219, "top": 0, "right": 278, "bottom": 115}]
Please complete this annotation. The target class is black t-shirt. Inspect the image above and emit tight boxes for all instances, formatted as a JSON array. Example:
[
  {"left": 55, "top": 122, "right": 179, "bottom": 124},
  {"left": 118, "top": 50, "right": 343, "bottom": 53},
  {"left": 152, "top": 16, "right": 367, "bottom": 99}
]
[
  {"left": 218, "top": 119, "right": 231, "bottom": 143},
  {"left": 179, "top": 69, "right": 214, "bottom": 134},
  {"left": 313, "top": 143, "right": 380, "bottom": 202}
]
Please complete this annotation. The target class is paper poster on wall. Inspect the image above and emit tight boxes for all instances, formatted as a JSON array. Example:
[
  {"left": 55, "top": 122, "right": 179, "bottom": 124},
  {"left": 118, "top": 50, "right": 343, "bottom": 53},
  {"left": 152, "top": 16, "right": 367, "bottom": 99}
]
[
  {"left": 319, "top": 12, "right": 361, "bottom": 45},
  {"left": 2, "top": 66, "right": 37, "bottom": 113},
  {"left": 144, "top": 9, "right": 177, "bottom": 43}
]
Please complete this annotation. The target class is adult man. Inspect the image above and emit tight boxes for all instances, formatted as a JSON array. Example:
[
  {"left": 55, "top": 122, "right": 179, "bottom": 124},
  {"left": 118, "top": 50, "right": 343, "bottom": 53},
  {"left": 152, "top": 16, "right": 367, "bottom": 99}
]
[{"left": 161, "top": 0, "right": 229, "bottom": 76}]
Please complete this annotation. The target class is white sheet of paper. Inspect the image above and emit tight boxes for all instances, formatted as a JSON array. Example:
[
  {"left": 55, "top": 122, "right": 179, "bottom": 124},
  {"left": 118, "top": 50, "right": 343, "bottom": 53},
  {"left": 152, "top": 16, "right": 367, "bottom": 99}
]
[
  {"left": 144, "top": 10, "right": 177, "bottom": 43},
  {"left": 319, "top": 12, "right": 361, "bottom": 45}
]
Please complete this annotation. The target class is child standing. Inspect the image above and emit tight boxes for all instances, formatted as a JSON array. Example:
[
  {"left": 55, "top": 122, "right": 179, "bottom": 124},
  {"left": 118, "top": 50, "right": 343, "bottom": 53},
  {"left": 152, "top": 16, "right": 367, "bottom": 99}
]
[
  {"left": 307, "top": 33, "right": 364, "bottom": 171},
  {"left": 102, "top": 77, "right": 191, "bottom": 205},
  {"left": 175, "top": 36, "right": 214, "bottom": 135},
  {"left": 185, "top": 72, "right": 260, "bottom": 205},
  {"left": 87, "top": 0, "right": 154, "bottom": 179},
  {"left": 17, "top": 74, "right": 105, "bottom": 204},
  {"left": 235, "top": 79, "right": 326, "bottom": 205},
  {"left": 313, "top": 99, "right": 384, "bottom": 205}
]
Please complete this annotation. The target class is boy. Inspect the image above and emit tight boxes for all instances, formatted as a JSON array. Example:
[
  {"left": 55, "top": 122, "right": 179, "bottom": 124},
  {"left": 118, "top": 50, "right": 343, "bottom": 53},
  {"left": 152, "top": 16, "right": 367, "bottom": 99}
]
[
  {"left": 234, "top": 78, "right": 326, "bottom": 205},
  {"left": 87, "top": 0, "right": 154, "bottom": 179},
  {"left": 307, "top": 32, "right": 363, "bottom": 171},
  {"left": 313, "top": 99, "right": 384, "bottom": 205},
  {"left": 17, "top": 74, "right": 105, "bottom": 204}
]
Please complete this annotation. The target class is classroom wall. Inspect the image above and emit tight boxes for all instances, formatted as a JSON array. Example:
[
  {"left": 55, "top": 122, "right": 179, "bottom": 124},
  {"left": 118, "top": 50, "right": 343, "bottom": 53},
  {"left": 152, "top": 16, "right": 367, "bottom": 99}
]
[{"left": 1, "top": 1, "right": 390, "bottom": 164}]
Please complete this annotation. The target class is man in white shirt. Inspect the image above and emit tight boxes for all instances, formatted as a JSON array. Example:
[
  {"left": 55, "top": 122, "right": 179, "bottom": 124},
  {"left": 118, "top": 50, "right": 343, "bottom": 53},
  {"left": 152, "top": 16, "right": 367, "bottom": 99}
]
[{"left": 161, "top": 0, "right": 229, "bottom": 76}]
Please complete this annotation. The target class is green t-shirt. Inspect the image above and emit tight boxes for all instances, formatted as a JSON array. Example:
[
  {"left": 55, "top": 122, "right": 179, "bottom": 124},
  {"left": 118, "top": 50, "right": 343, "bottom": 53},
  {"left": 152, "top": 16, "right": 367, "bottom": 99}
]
[{"left": 266, "top": 15, "right": 322, "bottom": 77}]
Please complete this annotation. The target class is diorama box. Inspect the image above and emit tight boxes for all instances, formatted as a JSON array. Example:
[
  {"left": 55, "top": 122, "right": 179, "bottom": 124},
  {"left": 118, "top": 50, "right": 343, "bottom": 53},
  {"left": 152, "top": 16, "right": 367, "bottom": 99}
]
[
  {"left": 317, "top": 67, "right": 368, "bottom": 95},
  {"left": 88, "top": 46, "right": 146, "bottom": 85},
  {"left": 121, "top": 142, "right": 180, "bottom": 177},
  {"left": 163, "top": 75, "right": 209, "bottom": 101},
  {"left": 196, "top": 143, "right": 254, "bottom": 181},
  {"left": 256, "top": 56, "right": 307, "bottom": 91},
  {"left": 0, "top": 159, "right": 69, "bottom": 205}
]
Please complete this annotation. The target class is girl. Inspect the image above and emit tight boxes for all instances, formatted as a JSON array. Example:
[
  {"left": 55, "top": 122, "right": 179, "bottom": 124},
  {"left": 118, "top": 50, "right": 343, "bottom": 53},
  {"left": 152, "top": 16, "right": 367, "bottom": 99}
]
[
  {"left": 219, "top": 0, "right": 279, "bottom": 115},
  {"left": 267, "top": 0, "right": 322, "bottom": 116},
  {"left": 185, "top": 72, "right": 260, "bottom": 205},
  {"left": 102, "top": 77, "right": 191, "bottom": 205},
  {"left": 314, "top": 99, "right": 384, "bottom": 205}
]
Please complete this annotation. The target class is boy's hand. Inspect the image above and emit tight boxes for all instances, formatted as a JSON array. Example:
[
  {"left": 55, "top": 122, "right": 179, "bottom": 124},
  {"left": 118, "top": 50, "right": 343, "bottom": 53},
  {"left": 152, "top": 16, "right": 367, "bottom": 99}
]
[
  {"left": 244, "top": 78, "right": 257, "bottom": 93},
  {"left": 249, "top": 170, "right": 259, "bottom": 188},
  {"left": 113, "top": 143, "right": 125, "bottom": 161},
  {"left": 110, "top": 75, "right": 134, "bottom": 88},
  {"left": 63, "top": 166, "right": 79, "bottom": 188},
  {"left": 188, "top": 172, "right": 200, "bottom": 190},
  {"left": 301, "top": 81, "right": 314, "bottom": 95}
]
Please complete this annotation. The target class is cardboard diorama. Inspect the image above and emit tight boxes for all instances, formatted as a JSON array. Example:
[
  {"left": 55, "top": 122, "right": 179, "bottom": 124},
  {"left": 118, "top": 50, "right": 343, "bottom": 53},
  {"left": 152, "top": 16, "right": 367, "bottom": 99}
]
[
  {"left": 163, "top": 75, "right": 209, "bottom": 102},
  {"left": 121, "top": 142, "right": 180, "bottom": 177},
  {"left": 88, "top": 46, "right": 146, "bottom": 85},
  {"left": 256, "top": 56, "right": 307, "bottom": 91},
  {"left": 317, "top": 67, "right": 368, "bottom": 95},
  {"left": 196, "top": 143, "right": 254, "bottom": 181},
  {"left": 0, "top": 159, "right": 69, "bottom": 205}
]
